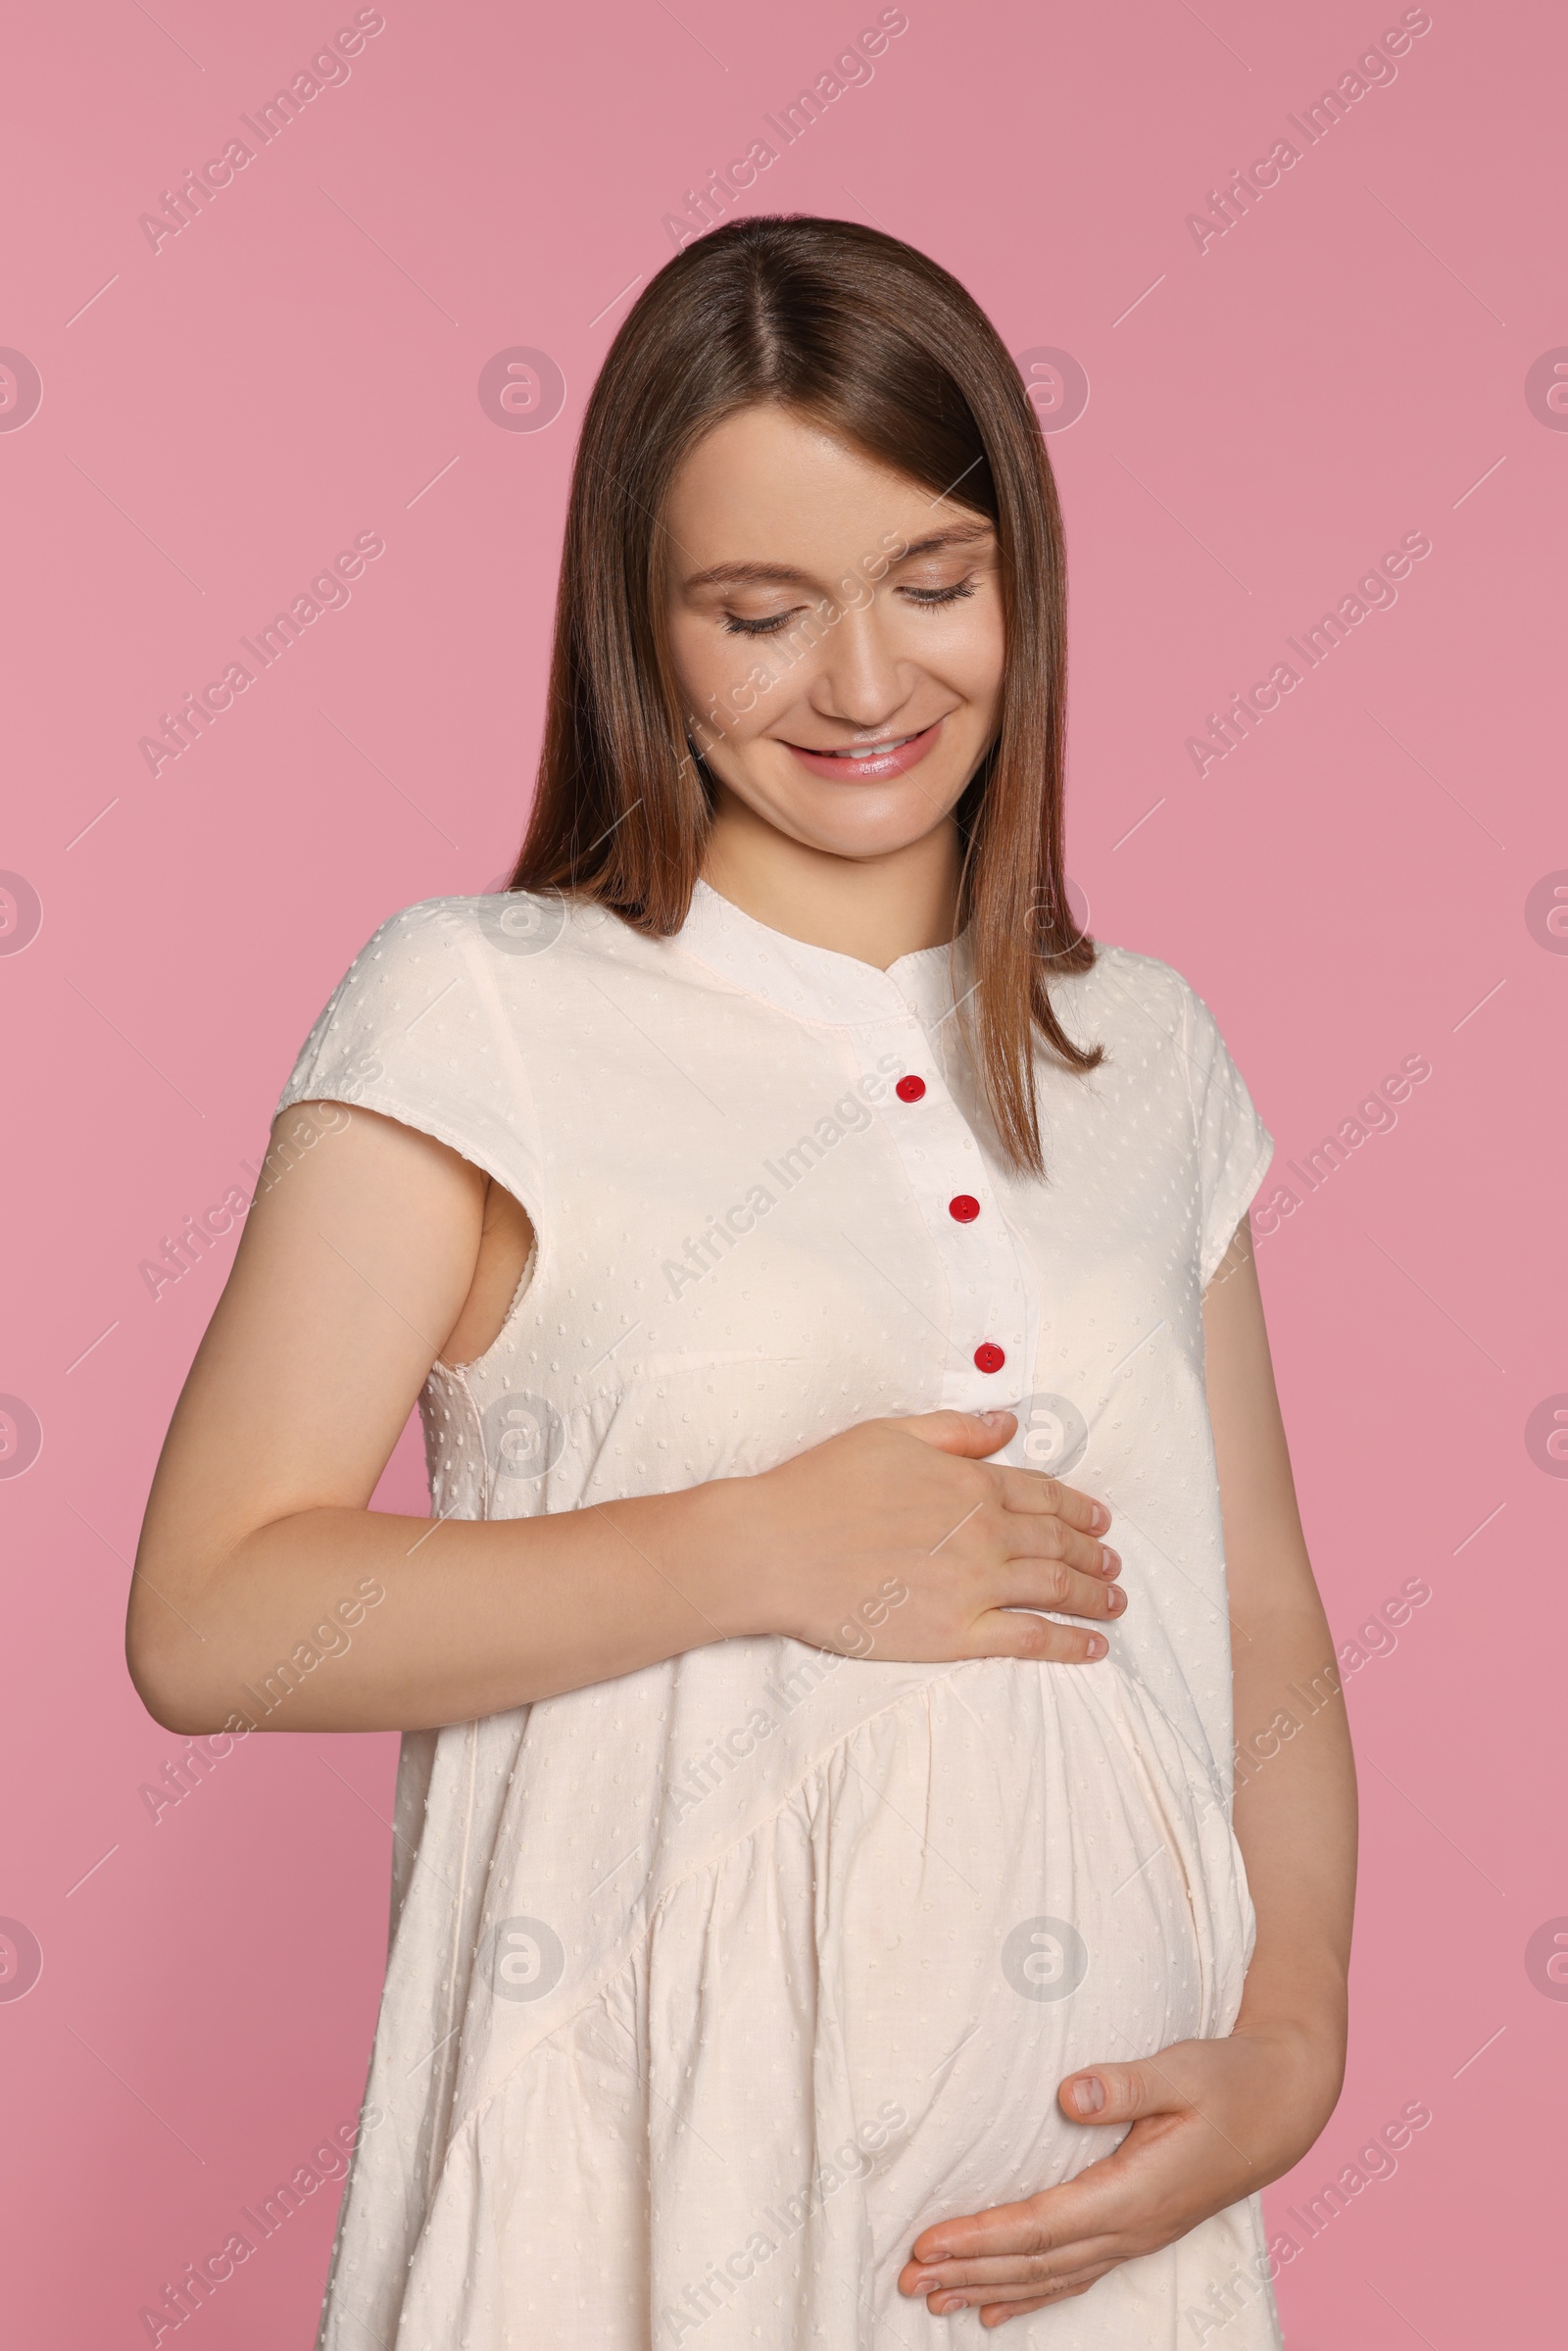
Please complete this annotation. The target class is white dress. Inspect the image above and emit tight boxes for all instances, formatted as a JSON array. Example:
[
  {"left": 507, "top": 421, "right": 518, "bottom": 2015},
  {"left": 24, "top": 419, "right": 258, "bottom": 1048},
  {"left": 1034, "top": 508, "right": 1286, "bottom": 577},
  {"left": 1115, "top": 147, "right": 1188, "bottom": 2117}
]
[{"left": 276, "top": 881, "right": 1283, "bottom": 2350}]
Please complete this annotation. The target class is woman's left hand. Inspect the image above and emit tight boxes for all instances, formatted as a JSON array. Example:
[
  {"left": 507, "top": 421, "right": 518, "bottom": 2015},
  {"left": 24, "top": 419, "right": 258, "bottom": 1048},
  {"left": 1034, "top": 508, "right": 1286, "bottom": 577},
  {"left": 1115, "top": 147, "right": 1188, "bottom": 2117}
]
[{"left": 897, "top": 2020, "right": 1343, "bottom": 2326}]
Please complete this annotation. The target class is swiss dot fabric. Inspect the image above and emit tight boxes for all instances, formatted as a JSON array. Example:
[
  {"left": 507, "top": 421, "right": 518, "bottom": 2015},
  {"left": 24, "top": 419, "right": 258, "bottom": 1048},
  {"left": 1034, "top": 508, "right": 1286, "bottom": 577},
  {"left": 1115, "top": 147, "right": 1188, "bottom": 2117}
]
[{"left": 277, "top": 882, "right": 1281, "bottom": 2350}]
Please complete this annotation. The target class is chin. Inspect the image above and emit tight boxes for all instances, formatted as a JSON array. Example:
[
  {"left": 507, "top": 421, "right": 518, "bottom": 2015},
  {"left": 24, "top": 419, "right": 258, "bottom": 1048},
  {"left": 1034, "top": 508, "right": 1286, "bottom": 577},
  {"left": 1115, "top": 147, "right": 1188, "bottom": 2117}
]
[
  {"left": 748, "top": 769, "right": 969, "bottom": 861},
  {"left": 774, "top": 803, "right": 955, "bottom": 863}
]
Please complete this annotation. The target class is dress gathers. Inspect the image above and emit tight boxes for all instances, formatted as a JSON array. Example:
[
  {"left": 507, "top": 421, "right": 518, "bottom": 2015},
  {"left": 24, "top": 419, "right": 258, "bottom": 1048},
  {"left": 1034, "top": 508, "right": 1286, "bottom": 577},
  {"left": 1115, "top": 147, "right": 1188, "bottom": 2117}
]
[{"left": 275, "top": 880, "right": 1282, "bottom": 2350}]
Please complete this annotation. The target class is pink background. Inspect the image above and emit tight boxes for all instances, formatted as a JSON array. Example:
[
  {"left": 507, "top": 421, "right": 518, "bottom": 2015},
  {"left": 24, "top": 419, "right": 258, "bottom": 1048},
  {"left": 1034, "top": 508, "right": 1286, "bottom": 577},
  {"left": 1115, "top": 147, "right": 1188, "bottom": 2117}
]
[{"left": 2, "top": 1, "right": 1563, "bottom": 2342}]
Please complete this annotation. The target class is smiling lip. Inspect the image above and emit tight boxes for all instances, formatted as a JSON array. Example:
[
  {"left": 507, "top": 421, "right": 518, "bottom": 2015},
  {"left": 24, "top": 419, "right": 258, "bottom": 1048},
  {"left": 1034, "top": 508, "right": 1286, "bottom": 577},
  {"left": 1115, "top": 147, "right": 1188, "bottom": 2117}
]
[{"left": 782, "top": 720, "right": 943, "bottom": 781}]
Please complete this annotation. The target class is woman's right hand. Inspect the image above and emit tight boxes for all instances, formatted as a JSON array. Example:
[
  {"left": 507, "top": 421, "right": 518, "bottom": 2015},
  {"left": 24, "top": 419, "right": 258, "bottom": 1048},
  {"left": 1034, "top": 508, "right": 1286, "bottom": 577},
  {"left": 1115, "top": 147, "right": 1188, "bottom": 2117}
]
[{"left": 715, "top": 1408, "right": 1124, "bottom": 1665}]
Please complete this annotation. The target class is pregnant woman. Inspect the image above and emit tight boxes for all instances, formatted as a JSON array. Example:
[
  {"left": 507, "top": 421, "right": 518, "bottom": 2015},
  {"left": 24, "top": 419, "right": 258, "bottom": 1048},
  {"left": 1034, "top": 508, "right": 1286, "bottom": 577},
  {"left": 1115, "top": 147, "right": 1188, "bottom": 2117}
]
[{"left": 127, "top": 217, "right": 1355, "bottom": 2343}]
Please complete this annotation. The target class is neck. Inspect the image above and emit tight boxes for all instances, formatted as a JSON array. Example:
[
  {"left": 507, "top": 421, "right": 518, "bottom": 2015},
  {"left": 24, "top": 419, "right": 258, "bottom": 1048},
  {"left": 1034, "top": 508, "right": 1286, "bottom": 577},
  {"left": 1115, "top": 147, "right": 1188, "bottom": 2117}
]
[{"left": 698, "top": 793, "right": 962, "bottom": 971}]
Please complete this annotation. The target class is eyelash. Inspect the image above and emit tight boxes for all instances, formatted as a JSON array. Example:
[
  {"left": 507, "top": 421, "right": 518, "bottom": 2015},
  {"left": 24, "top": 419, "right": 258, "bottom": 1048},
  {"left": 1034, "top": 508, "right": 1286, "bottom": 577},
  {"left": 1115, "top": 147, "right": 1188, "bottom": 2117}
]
[{"left": 719, "top": 577, "right": 979, "bottom": 637}]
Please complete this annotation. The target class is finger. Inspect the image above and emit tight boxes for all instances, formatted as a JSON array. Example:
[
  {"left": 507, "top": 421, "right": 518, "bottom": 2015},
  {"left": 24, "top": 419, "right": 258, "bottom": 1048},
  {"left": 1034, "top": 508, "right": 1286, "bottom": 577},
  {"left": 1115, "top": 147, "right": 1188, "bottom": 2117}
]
[
  {"left": 906, "top": 2147, "right": 1147, "bottom": 2275},
  {"left": 998, "top": 1560, "right": 1128, "bottom": 1623},
  {"left": 894, "top": 1407, "right": 1016, "bottom": 1459},
  {"left": 966, "top": 1609, "right": 1109, "bottom": 1664},
  {"left": 990, "top": 1466, "right": 1110, "bottom": 1534},
  {"left": 1057, "top": 2051, "right": 1195, "bottom": 2125},
  {"left": 995, "top": 1513, "right": 1121, "bottom": 1584},
  {"left": 902, "top": 2196, "right": 1119, "bottom": 2302},
  {"left": 909, "top": 2241, "right": 1121, "bottom": 2299},
  {"left": 976, "top": 2266, "right": 1116, "bottom": 2325},
  {"left": 906, "top": 2189, "right": 1052, "bottom": 2270}
]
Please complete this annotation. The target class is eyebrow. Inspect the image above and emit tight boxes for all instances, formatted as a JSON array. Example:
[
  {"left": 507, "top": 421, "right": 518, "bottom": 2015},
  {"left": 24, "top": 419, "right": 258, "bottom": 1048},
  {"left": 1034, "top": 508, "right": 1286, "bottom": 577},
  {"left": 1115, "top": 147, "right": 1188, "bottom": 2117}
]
[{"left": 680, "top": 521, "right": 995, "bottom": 594}]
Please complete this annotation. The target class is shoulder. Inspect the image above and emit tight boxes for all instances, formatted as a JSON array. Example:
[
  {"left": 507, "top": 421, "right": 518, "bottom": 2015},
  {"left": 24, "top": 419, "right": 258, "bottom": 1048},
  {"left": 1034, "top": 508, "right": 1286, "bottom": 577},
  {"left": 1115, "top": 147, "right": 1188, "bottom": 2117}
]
[
  {"left": 319, "top": 893, "right": 474, "bottom": 993},
  {"left": 285, "top": 891, "right": 662, "bottom": 1067},
  {"left": 275, "top": 892, "right": 620, "bottom": 1164},
  {"left": 320, "top": 889, "right": 627, "bottom": 992},
  {"left": 1049, "top": 941, "right": 1221, "bottom": 1061}
]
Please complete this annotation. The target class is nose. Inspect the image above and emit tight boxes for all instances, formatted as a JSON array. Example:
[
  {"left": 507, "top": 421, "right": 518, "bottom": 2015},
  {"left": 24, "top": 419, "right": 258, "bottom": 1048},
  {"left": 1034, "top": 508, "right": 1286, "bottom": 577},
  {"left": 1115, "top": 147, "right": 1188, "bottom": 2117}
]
[{"left": 808, "top": 599, "right": 913, "bottom": 732}]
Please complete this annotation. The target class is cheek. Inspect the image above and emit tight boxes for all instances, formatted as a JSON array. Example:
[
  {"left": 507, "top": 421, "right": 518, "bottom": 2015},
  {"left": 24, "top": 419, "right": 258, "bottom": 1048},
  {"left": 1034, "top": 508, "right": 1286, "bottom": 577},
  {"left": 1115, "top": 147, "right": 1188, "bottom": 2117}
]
[
  {"left": 665, "top": 611, "right": 724, "bottom": 715},
  {"left": 895, "top": 590, "right": 1005, "bottom": 718},
  {"left": 667, "top": 612, "right": 787, "bottom": 739}
]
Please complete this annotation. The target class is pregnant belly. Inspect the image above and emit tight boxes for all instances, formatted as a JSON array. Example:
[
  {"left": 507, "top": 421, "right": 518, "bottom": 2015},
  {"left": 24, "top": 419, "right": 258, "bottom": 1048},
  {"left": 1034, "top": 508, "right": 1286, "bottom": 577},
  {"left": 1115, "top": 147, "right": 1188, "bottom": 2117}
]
[
  {"left": 809, "top": 1654, "right": 1254, "bottom": 2250},
  {"left": 376, "top": 1651, "right": 1255, "bottom": 2349}
]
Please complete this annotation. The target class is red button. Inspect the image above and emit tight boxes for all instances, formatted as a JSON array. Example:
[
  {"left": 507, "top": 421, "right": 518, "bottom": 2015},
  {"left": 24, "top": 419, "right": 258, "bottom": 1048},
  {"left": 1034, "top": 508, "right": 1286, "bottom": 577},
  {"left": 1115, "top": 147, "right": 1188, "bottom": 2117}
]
[
  {"left": 949, "top": 1195, "right": 980, "bottom": 1223},
  {"left": 895, "top": 1075, "right": 925, "bottom": 1102},
  {"left": 974, "top": 1342, "right": 1005, "bottom": 1373}
]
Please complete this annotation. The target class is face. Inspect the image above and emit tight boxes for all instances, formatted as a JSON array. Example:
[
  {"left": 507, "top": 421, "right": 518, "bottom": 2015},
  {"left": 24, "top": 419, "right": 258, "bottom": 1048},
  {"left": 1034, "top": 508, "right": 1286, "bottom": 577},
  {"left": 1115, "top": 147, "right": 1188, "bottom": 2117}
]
[{"left": 662, "top": 404, "right": 1005, "bottom": 862}]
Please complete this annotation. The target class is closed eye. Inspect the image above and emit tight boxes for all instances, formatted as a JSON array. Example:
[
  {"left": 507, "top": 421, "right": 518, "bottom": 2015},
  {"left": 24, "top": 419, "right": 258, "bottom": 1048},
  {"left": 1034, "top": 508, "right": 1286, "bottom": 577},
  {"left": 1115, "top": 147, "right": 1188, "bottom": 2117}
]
[
  {"left": 719, "top": 576, "right": 980, "bottom": 637},
  {"left": 902, "top": 577, "right": 978, "bottom": 608},
  {"left": 721, "top": 607, "right": 807, "bottom": 638}
]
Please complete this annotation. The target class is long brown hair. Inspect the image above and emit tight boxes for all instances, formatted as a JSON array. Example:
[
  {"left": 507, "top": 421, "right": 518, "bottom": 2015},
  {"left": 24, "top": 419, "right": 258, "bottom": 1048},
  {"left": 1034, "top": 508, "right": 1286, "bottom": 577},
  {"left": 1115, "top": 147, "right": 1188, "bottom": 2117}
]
[{"left": 511, "top": 213, "right": 1099, "bottom": 1173}]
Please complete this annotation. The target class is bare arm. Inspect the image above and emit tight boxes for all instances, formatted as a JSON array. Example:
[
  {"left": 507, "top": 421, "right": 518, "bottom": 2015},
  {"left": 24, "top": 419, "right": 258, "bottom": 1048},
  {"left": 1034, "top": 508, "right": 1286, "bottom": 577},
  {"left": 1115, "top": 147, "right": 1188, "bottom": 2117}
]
[
  {"left": 127, "top": 1103, "right": 1127, "bottom": 1737},
  {"left": 126, "top": 1102, "right": 746, "bottom": 1735},
  {"left": 1210, "top": 1217, "right": 1357, "bottom": 2067},
  {"left": 901, "top": 1218, "right": 1358, "bottom": 2324}
]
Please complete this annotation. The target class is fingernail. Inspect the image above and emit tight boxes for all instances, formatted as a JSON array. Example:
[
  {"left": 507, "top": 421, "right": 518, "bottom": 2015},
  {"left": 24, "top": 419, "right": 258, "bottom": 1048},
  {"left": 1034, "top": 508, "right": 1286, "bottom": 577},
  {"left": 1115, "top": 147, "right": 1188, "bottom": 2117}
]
[
  {"left": 1086, "top": 1635, "right": 1107, "bottom": 1658},
  {"left": 1100, "top": 1546, "right": 1120, "bottom": 1576},
  {"left": 975, "top": 1409, "right": 1011, "bottom": 1428},
  {"left": 910, "top": 2274, "right": 943, "bottom": 2290},
  {"left": 1091, "top": 1502, "right": 1110, "bottom": 1531},
  {"left": 1107, "top": 1587, "right": 1126, "bottom": 1614},
  {"left": 1072, "top": 2075, "right": 1105, "bottom": 2115}
]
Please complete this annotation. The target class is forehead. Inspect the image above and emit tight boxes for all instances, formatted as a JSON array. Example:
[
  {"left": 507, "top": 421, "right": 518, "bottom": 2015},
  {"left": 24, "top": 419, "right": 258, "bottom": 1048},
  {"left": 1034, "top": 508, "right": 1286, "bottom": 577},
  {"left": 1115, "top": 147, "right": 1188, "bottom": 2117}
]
[{"left": 663, "top": 404, "right": 988, "bottom": 577}]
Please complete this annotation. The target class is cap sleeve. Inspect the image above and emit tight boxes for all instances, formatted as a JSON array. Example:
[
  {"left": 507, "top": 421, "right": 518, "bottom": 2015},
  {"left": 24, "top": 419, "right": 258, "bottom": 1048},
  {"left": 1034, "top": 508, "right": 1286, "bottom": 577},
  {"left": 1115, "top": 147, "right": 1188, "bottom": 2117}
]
[
  {"left": 1179, "top": 981, "right": 1275, "bottom": 1288},
  {"left": 274, "top": 898, "right": 539, "bottom": 1207}
]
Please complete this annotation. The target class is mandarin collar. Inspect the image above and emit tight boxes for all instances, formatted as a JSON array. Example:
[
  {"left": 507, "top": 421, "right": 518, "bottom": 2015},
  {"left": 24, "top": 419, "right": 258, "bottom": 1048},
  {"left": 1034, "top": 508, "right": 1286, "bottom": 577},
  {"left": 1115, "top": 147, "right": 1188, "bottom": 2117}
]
[{"left": 670, "top": 877, "right": 974, "bottom": 1032}]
